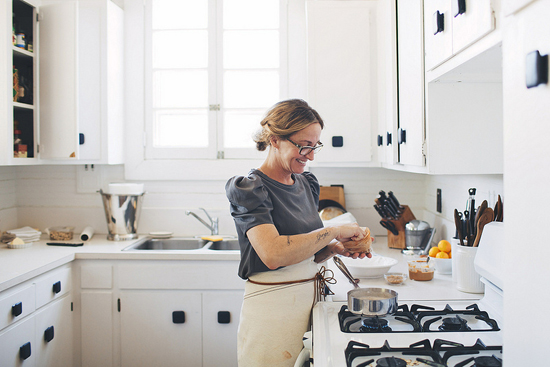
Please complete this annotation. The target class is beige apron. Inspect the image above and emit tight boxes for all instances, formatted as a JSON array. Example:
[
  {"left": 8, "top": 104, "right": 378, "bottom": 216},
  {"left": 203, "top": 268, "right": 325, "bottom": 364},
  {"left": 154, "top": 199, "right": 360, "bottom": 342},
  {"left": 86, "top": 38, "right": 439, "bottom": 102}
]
[{"left": 237, "top": 257, "right": 334, "bottom": 367}]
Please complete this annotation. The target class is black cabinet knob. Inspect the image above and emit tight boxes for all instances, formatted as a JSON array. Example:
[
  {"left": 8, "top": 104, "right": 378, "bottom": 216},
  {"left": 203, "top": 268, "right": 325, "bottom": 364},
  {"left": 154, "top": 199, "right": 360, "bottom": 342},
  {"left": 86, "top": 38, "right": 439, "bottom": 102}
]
[
  {"left": 44, "top": 326, "right": 55, "bottom": 343},
  {"left": 433, "top": 10, "right": 444, "bottom": 35},
  {"left": 19, "top": 342, "right": 31, "bottom": 360},
  {"left": 52, "top": 281, "right": 62, "bottom": 294},
  {"left": 453, "top": 0, "right": 466, "bottom": 17},
  {"left": 386, "top": 132, "right": 392, "bottom": 146},
  {"left": 12, "top": 302, "right": 23, "bottom": 317},
  {"left": 331, "top": 136, "right": 343, "bottom": 147},
  {"left": 526, "top": 50, "right": 548, "bottom": 88},
  {"left": 217, "top": 311, "right": 231, "bottom": 324},
  {"left": 398, "top": 128, "right": 407, "bottom": 144},
  {"left": 377, "top": 135, "right": 383, "bottom": 147},
  {"left": 172, "top": 311, "right": 185, "bottom": 324},
  {"left": 79, "top": 133, "right": 85, "bottom": 145}
]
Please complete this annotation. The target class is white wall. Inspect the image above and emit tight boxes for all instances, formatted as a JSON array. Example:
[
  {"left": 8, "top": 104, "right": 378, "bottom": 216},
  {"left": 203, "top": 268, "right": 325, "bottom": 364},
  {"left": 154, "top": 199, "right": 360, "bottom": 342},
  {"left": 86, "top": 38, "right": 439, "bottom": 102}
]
[{"left": 0, "top": 164, "right": 502, "bottom": 245}]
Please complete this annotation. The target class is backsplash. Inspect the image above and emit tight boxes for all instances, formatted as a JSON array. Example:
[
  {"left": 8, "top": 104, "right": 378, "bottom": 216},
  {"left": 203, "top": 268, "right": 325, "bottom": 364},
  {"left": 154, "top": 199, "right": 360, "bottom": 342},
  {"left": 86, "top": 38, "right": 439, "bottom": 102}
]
[{"left": 0, "top": 165, "right": 502, "bottom": 242}]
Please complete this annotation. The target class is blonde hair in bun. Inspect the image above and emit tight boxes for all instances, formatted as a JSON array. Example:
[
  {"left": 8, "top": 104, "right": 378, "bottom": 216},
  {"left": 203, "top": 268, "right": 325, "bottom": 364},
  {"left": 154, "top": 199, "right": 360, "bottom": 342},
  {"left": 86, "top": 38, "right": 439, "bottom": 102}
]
[{"left": 253, "top": 99, "right": 324, "bottom": 151}]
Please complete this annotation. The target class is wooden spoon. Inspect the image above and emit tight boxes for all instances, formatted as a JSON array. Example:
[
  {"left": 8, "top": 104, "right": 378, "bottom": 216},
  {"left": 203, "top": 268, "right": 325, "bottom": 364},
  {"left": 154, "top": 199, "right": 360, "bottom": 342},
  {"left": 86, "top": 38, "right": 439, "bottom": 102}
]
[
  {"left": 473, "top": 200, "right": 488, "bottom": 239},
  {"left": 495, "top": 195, "right": 503, "bottom": 222},
  {"left": 473, "top": 208, "right": 495, "bottom": 247}
]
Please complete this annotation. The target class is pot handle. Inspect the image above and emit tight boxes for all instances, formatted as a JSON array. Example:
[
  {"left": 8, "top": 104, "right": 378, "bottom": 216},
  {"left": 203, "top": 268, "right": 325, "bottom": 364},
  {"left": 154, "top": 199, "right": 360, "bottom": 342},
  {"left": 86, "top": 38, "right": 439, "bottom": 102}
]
[{"left": 333, "top": 257, "right": 360, "bottom": 288}]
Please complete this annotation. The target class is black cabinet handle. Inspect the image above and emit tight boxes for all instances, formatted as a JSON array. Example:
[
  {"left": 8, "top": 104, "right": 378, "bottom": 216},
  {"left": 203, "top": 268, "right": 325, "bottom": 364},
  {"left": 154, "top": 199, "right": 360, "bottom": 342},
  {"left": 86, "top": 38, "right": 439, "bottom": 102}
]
[
  {"left": 398, "top": 128, "right": 407, "bottom": 144},
  {"left": 19, "top": 342, "right": 31, "bottom": 360},
  {"left": 172, "top": 311, "right": 185, "bottom": 324},
  {"left": 217, "top": 311, "right": 231, "bottom": 324},
  {"left": 52, "top": 281, "right": 62, "bottom": 294},
  {"left": 377, "top": 135, "right": 383, "bottom": 147},
  {"left": 79, "top": 133, "right": 85, "bottom": 145},
  {"left": 526, "top": 50, "right": 548, "bottom": 88},
  {"left": 12, "top": 302, "right": 23, "bottom": 317},
  {"left": 433, "top": 10, "right": 444, "bottom": 35},
  {"left": 386, "top": 132, "right": 392, "bottom": 146},
  {"left": 44, "top": 326, "right": 55, "bottom": 343},
  {"left": 453, "top": 0, "right": 466, "bottom": 17}
]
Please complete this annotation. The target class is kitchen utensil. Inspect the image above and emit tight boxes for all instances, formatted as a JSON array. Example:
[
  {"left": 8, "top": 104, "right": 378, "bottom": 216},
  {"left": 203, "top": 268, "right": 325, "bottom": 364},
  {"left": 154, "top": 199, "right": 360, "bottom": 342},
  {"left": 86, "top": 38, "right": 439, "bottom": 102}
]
[
  {"left": 380, "top": 219, "right": 398, "bottom": 236},
  {"left": 466, "top": 188, "right": 477, "bottom": 233},
  {"left": 473, "top": 200, "right": 488, "bottom": 239},
  {"left": 472, "top": 208, "right": 495, "bottom": 247},
  {"left": 494, "top": 195, "right": 503, "bottom": 222},
  {"left": 464, "top": 210, "right": 471, "bottom": 245},
  {"left": 404, "top": 220, "right": 431, "bottom": 250},
  {"left": 333, "top": 257, "right": 398, "bottom": 316},
  {"left": 387, "top": 191, "right": 403, "bottom": 212},
  {"left": 454, "top": 209, "right": 464, "bottom": 246}
]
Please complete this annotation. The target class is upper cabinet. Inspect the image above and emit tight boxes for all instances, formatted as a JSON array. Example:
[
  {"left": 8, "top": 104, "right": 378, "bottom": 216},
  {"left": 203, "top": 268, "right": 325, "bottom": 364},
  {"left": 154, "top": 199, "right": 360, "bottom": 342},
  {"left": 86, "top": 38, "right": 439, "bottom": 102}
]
[
  {"left": 306, "top": 1, "right": 376, "bottom": 167},
  {"left": 2, "top": 0, "right": 124, "bottom": 166},
  {"left": 425, "top": 0, "right": 495, "bottom": 72}
]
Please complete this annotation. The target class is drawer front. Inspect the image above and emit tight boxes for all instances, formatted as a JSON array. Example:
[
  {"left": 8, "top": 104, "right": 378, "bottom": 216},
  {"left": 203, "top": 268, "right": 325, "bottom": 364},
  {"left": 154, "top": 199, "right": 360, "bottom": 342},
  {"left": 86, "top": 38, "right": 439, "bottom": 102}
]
[
  {"left": 35, "top": 267, "right": 72, "bottom": 309},
  {"left": 0, "top": 315, "right": 36, "bottom": 367},
  {"left": 118, "top": 261, "right": 244, "bottom": 290},
  {"left": 0, "top": 285, "right": 36, "bottom": 331}
]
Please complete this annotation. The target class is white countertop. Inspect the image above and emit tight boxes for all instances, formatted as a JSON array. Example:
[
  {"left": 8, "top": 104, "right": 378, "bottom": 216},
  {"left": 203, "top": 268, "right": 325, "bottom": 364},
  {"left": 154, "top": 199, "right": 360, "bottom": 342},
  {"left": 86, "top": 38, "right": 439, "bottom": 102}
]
[
  {"left": 326, "top": 238, "right": 482, "bottom": 303},
  {"left": 0, "top": 235, "right": 241, "bottom": 292},
  {"left": 0, "top": 235, "right": 482, "bottom": 303}
]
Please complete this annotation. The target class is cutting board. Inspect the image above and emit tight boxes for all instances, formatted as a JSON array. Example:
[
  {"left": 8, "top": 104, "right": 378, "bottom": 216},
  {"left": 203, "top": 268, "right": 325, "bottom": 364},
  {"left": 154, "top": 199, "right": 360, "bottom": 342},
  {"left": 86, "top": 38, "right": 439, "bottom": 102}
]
[{"left": 319, "top": 186, "right": 346, "bottom": 209}]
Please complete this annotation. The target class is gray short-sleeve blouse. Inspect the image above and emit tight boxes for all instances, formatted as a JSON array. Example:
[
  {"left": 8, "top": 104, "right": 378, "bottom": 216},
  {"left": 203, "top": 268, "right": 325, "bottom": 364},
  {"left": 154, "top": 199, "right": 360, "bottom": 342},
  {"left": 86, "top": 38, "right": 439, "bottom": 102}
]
[{"left": 225, "top": 169, "right": 324, "bottom": 279}]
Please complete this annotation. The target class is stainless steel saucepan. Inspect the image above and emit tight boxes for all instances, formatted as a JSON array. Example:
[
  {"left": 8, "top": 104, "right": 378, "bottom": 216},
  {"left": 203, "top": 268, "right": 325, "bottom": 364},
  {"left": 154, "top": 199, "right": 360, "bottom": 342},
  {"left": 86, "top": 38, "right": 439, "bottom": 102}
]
[{"left": 333, "top": 256, "right": 398, "bottom": 316}]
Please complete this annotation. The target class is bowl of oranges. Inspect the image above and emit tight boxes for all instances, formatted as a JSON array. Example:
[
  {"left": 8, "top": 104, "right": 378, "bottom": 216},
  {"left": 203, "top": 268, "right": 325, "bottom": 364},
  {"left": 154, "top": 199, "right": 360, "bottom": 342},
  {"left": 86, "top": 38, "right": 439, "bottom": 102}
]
[{"left": 428, "top": 240, "right": 452, "bottom": 275}]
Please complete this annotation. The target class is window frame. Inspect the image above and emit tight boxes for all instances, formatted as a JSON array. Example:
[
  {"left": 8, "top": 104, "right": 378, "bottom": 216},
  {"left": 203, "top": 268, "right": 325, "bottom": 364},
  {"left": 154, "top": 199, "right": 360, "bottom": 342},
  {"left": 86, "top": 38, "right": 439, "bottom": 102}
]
[{"left": 124, "top": 0, "right": 305, "bottom": 180}]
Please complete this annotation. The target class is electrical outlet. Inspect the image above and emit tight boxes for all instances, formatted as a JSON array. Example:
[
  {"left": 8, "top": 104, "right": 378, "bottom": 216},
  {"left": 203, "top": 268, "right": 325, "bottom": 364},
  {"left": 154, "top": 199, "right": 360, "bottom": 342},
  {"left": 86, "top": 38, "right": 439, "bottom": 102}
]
[{"left": 436, "top": 188, "right": 442, "bottom": 213}]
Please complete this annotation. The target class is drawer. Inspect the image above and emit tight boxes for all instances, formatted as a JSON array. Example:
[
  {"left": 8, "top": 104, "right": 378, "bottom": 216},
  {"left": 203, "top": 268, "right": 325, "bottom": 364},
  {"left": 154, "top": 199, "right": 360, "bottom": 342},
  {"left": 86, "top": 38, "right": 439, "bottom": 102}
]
[
  {"left": 35, "top": 267, "right": 72, "bottom": 309},
  {"left": 0, "top": 285, "right": 36, "bottom": 331},
  {"left": 0, "top": 315, "right": 36, "bottom": 367}
]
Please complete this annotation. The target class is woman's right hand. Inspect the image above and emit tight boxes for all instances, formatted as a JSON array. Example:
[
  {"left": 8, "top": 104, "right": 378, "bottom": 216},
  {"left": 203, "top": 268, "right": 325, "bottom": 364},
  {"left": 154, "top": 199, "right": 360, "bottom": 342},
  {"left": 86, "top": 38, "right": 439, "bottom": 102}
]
[{"left": 333, "top": 223, "right": 367, "bottom": 243}]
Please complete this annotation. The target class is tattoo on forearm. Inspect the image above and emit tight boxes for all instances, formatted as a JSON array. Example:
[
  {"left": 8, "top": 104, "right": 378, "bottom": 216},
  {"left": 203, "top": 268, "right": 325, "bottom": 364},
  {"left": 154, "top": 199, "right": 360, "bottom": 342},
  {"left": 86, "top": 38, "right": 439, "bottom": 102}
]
[
  {"left": 286, "top": 236, "right": 291, "bottom": 246},
  {"left": 316, "top": 230, "right": 330, "bottom": 244}
]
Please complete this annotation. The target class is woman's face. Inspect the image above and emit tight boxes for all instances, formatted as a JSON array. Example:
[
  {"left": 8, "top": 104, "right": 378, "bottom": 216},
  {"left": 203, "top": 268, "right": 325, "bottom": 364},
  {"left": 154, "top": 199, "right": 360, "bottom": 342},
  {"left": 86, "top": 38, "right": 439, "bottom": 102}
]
[{"left": 276, "top": 122, "right": 322, "bottom": 175}]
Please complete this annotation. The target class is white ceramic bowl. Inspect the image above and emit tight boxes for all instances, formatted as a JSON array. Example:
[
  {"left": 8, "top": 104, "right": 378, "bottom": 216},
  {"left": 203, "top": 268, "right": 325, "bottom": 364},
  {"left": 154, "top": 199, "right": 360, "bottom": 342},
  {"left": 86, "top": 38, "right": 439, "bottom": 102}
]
[
  {"left": 431, "top": 256, "right": 452, "bottom": 275},
  {"left": 340, "top": 255, "right": 398, "bottom": 278}
]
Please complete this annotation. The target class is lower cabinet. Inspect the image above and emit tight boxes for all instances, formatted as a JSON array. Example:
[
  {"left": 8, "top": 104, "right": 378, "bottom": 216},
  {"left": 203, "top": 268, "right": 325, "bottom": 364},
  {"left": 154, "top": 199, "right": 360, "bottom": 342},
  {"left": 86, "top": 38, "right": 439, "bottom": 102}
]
[
  {"left": 77, "top": 259, "right": 244, "bottom": 367},
  {"left": 0, "top": 265, "right": 73, "bottom": 367},
  {"left": 119, "top": 290, "right": 243, "bottom": 367}
]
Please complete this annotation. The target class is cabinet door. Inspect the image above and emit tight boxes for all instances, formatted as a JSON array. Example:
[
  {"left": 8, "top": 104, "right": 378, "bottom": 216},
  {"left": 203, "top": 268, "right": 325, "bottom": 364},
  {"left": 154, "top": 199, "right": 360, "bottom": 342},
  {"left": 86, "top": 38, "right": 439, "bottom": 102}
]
[
  {"left": 0, "top": 316, "right": 36, "bottom": 367},
  {"left": 38, "top": 1, "right": 79, "bottom": 159},
  {"left": 452, "top": 0, "right": 494, "bottom": 53},
  {"left": 397, "top": 0, "right": 425, "bottom": 167},
  {"left": 424, "top": 0, "right": 453, "bottom": 71},
  {"left": 34, "top": 296, "right": 73, "bottom": 367},
  {"left": 307, "top": 1, "right": 373, "bottom": 165},
  {"left": 120, "top": 291, "right": 202, "bottom": 367},
  {"left": 202, "top": 291, "right": 243, "bottom": 367},
  {"left": 81, "top": 291, "right": 113, "bottom": 367}
]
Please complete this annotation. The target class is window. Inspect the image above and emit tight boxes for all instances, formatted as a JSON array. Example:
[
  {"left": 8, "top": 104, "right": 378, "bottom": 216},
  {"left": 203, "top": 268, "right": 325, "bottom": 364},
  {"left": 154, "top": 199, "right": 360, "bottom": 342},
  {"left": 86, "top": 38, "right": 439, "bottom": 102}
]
[{"left": 144, "top": 0, "right": 287, "bottom": 160}]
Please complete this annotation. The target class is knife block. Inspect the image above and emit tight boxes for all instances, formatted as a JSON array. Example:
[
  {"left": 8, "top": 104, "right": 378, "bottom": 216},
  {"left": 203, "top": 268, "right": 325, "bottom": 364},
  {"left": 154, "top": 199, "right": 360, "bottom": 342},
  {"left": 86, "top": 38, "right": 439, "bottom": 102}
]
[{"left": 386, "top": 205, "right": 416, "bottom": 249}]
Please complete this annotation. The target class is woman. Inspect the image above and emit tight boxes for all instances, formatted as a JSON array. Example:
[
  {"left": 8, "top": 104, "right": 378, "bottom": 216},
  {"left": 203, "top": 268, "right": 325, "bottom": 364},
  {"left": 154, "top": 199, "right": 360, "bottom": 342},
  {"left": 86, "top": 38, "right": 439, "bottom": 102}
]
[{"left": 225, "top": 99, "right": 372, "bottom": 367}]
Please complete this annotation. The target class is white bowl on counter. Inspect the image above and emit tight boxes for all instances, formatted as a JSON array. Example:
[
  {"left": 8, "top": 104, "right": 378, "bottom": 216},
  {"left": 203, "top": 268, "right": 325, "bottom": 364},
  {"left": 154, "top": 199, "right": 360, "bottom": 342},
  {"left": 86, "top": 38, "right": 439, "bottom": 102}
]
[{"left": 339, "top": 255, "right": 398, "bottom": 278}]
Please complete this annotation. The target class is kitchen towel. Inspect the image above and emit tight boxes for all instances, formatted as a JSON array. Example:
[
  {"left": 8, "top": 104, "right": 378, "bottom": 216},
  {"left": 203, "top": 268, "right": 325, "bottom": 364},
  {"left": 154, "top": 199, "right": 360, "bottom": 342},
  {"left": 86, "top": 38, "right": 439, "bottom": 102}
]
[
  {"left": 6, "top": 226, "right": 41, "bottom": 242},
  {"left": 80, "top": 226, "right": 95, "bottom": 241}
]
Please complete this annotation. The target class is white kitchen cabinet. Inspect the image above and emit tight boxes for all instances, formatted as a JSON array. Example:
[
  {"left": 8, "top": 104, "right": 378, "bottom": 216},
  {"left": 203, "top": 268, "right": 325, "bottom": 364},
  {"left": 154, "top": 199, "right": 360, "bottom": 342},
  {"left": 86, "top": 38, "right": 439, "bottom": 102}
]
[
  {"left": 396, "top": 0, "right": 425, "bottom": 168},
  {"left": 502, "top": 1, "right": 550, "bottom": 362},
  {"left": 424, "top": 0, "right": 495, "bottom": 72},
  {"left": 34, "top": 296, "right": 73, "bottom": 367},
  {"left": 0, "top": 265, "right": 73, "bottom": 367},
  {"left": 120, "top": 290, "right": 203, "bottom": 367},
  {"left": 306, "top": 1, "right": 375, "bottom": 167},
  {"left": 38, "top": 0, "right": 124, "bottom": 164},
  {"left": 1, "top": 0, "right": 124, "bottom": 166}
]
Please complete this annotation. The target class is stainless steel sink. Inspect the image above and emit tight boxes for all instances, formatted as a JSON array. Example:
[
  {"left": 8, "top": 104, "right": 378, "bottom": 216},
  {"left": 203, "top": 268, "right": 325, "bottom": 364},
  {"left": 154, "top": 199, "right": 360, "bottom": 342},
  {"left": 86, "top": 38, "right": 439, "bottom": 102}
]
[{"left": 122, "top": 237, "right": 240, "bottom": 251}]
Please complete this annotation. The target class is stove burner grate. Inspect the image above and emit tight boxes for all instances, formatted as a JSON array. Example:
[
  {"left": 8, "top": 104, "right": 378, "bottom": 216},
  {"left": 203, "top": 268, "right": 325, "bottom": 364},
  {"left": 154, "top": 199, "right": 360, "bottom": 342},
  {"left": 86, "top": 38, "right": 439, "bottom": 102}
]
[
  {"left": 345, "top": 338, "right": 502, "bottom": 367},
  {"left": 360, "top": 317, "right": 392, "bottom": 333}
]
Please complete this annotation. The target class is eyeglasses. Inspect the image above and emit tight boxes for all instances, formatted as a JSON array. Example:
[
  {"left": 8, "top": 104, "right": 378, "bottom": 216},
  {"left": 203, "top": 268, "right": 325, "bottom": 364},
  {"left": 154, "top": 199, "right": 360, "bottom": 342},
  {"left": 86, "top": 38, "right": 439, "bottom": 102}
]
[{"left": 286, "top": 138, "right": 323, "bottom": 156}]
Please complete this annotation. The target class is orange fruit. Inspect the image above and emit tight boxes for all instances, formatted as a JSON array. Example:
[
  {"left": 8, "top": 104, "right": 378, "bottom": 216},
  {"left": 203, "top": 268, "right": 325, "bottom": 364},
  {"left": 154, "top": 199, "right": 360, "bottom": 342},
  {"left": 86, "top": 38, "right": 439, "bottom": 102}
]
[
  {"left": 428, "top": 247, "right": 441, "bottom": 257},
  {"left": 437, "top": 240, "right": 451, "bottom": 253},
  {"left": 447, "top": 251, "right": 452, "bottom": 259},
  {"left": 436, "top": 251, "right": 449, "bottom": 259}
]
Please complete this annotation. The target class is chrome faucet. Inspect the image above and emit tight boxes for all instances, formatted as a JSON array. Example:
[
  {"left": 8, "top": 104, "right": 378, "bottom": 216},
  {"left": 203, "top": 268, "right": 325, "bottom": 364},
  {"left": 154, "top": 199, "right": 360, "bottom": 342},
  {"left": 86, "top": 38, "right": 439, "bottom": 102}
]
[{"left": 185, "top": 208, "right": 219, "bottom": 235}]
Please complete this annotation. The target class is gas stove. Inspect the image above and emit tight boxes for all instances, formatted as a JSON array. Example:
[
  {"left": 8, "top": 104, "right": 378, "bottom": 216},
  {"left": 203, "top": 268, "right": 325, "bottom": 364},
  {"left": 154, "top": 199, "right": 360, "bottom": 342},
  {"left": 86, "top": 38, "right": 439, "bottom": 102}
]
[{"left": 309, "top": 223, "right": 504, "bottom": 367}]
